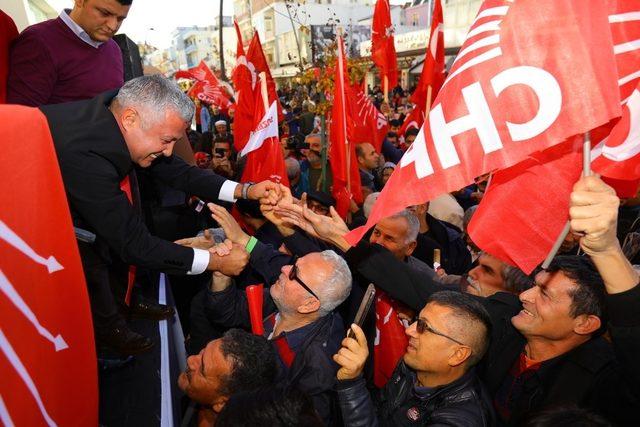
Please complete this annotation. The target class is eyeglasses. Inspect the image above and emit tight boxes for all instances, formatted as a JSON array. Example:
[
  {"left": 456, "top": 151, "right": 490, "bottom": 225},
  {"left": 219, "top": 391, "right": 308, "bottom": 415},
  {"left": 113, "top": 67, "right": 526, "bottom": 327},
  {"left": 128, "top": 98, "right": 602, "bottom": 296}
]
[
  {"left": 288, "top": 257, "right": 320, "bottom": 301},
  {"left": 414, "top": 317, "right": 467, "bottom": 346}
]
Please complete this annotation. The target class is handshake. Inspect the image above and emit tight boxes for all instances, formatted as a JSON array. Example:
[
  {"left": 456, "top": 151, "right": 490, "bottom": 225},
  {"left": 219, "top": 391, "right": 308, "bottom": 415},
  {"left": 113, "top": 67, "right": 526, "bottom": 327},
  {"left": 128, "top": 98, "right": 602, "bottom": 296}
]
[{"left": 175, "top": 180, "right": 353, "bottom": 277}]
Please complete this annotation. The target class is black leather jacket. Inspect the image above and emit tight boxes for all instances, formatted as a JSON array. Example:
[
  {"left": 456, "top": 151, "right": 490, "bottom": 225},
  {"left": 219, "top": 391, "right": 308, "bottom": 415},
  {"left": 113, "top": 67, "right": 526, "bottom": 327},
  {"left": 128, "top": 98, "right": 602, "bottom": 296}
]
[{"left": 336, "top": 362, "right": 495, "bottom": 426}]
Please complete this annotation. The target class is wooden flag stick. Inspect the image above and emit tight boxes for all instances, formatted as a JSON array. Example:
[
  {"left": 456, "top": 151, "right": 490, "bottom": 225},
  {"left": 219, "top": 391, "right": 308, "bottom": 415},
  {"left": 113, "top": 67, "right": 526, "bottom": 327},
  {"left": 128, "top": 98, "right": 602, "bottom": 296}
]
[
  {"left": 425, "top": 85, "right": 433, "bottom": 113},
  {"left": 383, "top": 75, "right": 389, "bottom": 103},
  {"left": 541, "top": 133, "right": 591, "bottom": 269},
  {"left": 259, "top": 71, "right": 269, "bottom": 112}
]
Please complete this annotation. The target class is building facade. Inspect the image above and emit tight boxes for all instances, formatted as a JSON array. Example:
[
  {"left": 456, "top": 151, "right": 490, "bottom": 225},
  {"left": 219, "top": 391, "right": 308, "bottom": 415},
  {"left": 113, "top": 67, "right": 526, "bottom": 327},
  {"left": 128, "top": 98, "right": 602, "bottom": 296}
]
[{"left": 2, "top": 0, "right": 63, "bottom": 31}]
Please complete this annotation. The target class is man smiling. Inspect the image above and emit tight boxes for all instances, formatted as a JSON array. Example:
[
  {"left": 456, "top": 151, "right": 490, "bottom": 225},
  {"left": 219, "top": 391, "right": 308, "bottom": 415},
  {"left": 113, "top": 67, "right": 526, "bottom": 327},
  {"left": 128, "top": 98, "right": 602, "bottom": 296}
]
[{"left": 40, "top": 75, "right": 280, "bottom": 355}]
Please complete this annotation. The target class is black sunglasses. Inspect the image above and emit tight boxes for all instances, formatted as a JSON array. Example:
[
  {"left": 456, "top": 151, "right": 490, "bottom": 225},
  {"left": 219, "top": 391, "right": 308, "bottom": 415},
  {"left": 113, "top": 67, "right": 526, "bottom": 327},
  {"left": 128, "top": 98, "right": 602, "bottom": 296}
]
[
  {"left": 414, "top": 317, "right": 466, "bottom": 346},
  {"left": 288, "top": 257, "right": 320, "bottom": 301}
]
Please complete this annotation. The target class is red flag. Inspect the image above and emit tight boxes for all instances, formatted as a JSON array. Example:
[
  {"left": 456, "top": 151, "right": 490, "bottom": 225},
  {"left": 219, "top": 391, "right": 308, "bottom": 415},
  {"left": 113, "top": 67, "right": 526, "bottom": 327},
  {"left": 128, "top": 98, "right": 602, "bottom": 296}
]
[
  {"left": 374, "top": 292, "right": 408, "bottom": 388},
  {"left": 467, "top": 0, "right": 638, "bottom": 274},
  {"left": 247, "top": 33, "right": 283, "bottom": 121},
  {"left": 592, "top": 83, "right": 640, "bottom": 180},
  {"left": 346, "top": 0, "right": 621, "bottom": 246},
  {"left": 346, "top": 83, "right": 388, "bottom": 152},
  {"left": 592, "top": 0, "right": 640, "bottom": 181},
  {"left": 469, "top": 139, "right": 584, "bottom": 273},
  {"left": 371, "top": 0, "right": 398, "bottom": 89},
  {"left": 178, "top": 60, "right": 232, "bottom": 108},
  {"left": 231, "top": 21, "right": 257, "bottom": 152},
  {"left": 331, "top": 36, "right": 363, "bottom": 217},
  {"left": 0, "top": 105, "right": 97, "bottom": 425},
  {"left": 411, "top": 0, "right": 445, "bottom": 111},
  {"left": 240, "top": 87, "right": 289, "bottom": 186},
  {"left": 398, "top": 104, "right": 425, "bottom": 137}
]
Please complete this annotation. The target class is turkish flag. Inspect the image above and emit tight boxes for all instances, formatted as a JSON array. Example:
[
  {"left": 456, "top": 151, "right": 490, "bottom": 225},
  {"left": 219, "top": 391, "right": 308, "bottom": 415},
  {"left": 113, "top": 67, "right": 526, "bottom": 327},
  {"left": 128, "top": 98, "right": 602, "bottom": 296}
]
[
  {"left": 371, "top": 0, "right": 398, "bottom": 88},
  {"left": 0, "top": 105, "right": 97, "bottom": 425},
  {"left": 346, "top": 82, "right": 388, "bottom": 152},
  {"left": 232, "top": 21, "right": 257, "bottom": 152},
  {"left": 346, "top": 0, "right": 621, "bottom": 246},
  {"left": 240, "top": 90, "right": 289, "bottom": 186},
  {"left": 331, "top": 36, "right": 363, "bottom": 217},
  {"left": 398, "top": 104, "right": 425, "bottom": 137},
  {"left": 467, "top": 0, "right": 638, "bottom": 274},
  {"left": 247, "top": 32, "right": 283, "bottom": 121},
  {"left": 411, "top": 0, "right": 445, "bottom": 111},
  {"left": 374, "top": 292, "right": 408, "bottom": 388}
]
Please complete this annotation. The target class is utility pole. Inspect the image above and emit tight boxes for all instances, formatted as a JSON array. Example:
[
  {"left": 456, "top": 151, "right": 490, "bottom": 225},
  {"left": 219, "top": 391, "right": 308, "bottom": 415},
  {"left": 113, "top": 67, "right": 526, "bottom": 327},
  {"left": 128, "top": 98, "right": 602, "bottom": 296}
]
[{"left": 219, "top": 0, "right": 226, "bottom": 80}]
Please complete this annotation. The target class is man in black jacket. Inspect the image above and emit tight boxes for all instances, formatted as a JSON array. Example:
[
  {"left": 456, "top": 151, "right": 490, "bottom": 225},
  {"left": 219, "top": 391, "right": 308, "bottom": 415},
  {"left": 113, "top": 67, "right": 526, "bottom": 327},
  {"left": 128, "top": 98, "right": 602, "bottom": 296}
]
[
  {"left": 41, "top": 75, "right": 279, "bottom": 354},
  {"left": 334, "top": 290, "right": 495, "bottom": 426},
  {"left": 304, "top": 175, "right": 639, "bottom": 425}
]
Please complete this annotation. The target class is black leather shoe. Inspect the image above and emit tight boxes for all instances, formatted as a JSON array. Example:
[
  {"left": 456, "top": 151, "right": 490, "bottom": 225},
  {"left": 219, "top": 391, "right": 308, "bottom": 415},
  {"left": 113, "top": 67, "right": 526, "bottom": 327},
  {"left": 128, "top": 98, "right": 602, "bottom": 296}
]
[
  {"left": 97, "top": 327, "right": 154, "bottom": 356},
  {"left": 123, "top": 298, "right": 175, "bottom": 321}
]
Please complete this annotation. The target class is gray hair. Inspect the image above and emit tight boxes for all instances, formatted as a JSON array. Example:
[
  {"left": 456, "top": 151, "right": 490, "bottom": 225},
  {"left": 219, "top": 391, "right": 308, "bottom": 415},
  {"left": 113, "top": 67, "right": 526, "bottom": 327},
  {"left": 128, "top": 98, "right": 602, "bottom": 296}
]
[
  {"left": 305, "top": 133, "right": 321, "bottom": 143},
  {"left": 363, "top": 192, "right": 380, "bottom": 218},
  {"left": 501, "top": 263, "right": 533, "bottom": 294},
  {"left": 463, "top": 205, "right": 478, "bottom": 232},
  {"left": 388, "top": 209, "right": 420, "bottom": 244},
  {"left": 114, "top": 75, "right": 195, "bottom": 125},
  {"left": 285, "top": 158, "right": 301, "bottom": 180},
  {"left": 315, "top": 250, "right": 352, "bottom": 316}
]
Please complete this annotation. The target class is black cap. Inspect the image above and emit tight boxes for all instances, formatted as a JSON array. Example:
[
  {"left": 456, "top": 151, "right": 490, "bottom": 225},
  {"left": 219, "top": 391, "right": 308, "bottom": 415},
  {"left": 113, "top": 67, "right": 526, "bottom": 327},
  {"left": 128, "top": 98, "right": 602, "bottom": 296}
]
[{"left": 307, "top": 190, "right": 336, "bottom": 208}]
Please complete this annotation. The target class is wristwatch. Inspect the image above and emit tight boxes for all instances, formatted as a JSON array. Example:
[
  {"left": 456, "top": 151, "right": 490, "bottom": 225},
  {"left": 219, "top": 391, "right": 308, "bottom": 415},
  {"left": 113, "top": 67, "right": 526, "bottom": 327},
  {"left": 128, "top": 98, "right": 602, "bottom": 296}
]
[{"left": 241, "top": 182, "right": 255, "bottom": 199}]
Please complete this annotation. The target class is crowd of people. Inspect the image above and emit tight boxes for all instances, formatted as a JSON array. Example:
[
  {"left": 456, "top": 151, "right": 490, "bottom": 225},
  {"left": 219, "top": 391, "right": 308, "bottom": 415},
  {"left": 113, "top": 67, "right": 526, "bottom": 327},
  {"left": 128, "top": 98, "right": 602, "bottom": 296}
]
[{"left": 4, "top": 0, "right": 640, "bottom": 426}]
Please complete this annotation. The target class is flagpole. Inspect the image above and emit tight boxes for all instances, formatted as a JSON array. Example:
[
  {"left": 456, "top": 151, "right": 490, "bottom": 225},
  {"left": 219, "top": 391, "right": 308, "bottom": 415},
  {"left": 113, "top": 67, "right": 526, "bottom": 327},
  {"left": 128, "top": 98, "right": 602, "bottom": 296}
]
[
  {"left": 383, "top": 75, "right": 389, "bottom": 103},
  {"left": 259, "top": 72, "right": 269, "bottom": 111},
  {"left": 337, "top": 29, "right": 351, "bottom": 194},
  {"left": 541, "top": 132, "right": 591, "bottom": 269},
  {"left": 425, "top": 85, "right": 432, "bottom": 114}
]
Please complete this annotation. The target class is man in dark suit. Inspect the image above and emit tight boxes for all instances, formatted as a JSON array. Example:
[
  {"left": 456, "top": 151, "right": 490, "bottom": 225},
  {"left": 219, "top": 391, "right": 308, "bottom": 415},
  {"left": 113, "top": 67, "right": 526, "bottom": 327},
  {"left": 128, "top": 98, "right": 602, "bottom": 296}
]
[{"left": 40, "top": 75, "right": 279, "bottom": 355}]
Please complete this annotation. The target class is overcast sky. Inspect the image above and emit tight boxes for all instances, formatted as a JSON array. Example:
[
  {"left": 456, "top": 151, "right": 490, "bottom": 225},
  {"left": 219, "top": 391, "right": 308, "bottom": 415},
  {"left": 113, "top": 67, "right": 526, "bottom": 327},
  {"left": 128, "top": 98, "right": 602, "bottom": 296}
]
[{"left": 49, "top": 0, "right": 407, "bottom": 49}]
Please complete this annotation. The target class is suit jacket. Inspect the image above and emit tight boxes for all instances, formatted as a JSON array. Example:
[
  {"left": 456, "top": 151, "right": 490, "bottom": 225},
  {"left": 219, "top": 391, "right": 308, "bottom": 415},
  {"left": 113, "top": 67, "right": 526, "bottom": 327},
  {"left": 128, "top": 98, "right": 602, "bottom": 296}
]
[{"left": 40, "top": 91, "right": 229, "bottom": 274}]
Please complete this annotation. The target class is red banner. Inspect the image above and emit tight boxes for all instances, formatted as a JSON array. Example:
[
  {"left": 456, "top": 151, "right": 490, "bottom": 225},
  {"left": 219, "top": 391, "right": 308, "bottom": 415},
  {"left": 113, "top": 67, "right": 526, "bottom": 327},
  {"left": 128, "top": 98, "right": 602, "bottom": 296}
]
[
  {"left": 347, "top": 0, "right": 621, "bottom": 245},
  {"left": 331, "top": 36, "right": 363, "bottom": 217},
  {"left": 232, "top": 20, "right": 257, "bottom": 152},
  {"left": 0, "top": 105, "right": 97, "bottom": 425},
  {"left": 347, "top": 83, "right": 388, "bottom": 152},
  {"left": 374, "top": 292, "right": 408, "bottom": 388},
  {"left": 410, "top": 0, "right": 445, "bottom": 111},
  {"left": 178, "top": 61, "right": 232, "bottom": 108},
  {"left": 371, "top": 0, "right": 398, "bottom": 88}
]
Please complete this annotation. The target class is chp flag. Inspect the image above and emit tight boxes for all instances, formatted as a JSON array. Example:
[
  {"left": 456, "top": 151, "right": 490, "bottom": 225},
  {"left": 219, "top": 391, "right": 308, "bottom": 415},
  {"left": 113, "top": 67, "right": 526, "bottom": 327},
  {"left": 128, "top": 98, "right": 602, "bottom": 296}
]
[
  {"left": 371, "top": 0, "right": 398, "bottom": 89},
  {"left": 469, "top": 0, "right": 640, "bottom": 275},
  {"left": 231, "top": 20, "right": 257, "bottom": 152},
  {"left": 347, "top": 82, "right": 388, "bottom": 152},
  {"left": 0, "top": 105, "right": 97, "bottom": 425},
  {"left": 176, "top": 60, "right": 232, "bottom": 109},
  {"left": 346, "top": 0, "right": 621, "bottom": 246}
]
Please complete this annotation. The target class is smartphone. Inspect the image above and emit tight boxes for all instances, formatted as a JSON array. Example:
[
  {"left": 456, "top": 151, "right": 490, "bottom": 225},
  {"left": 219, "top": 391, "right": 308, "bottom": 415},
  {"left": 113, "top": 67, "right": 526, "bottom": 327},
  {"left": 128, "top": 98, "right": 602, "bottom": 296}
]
[
  {"left": 347, "top": 284, "right": 376, "bottom": 339},
  {"left": 214, "top": 148, "right": 226, "bottom": 157}
]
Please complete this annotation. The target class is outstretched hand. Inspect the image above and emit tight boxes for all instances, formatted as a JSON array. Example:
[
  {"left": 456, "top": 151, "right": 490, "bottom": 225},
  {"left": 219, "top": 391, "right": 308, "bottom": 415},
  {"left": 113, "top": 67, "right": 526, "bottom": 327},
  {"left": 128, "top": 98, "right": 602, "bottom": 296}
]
[
  {"left": 175, "top": 228, "right": 214, "bottom": 250},
  {"left": 208, "top": 203, "right": 250, "bottom": 247}
]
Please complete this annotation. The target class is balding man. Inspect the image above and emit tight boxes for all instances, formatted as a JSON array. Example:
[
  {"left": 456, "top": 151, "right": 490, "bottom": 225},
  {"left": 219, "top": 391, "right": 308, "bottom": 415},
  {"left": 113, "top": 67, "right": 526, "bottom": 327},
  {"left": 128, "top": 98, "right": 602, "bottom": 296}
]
[
  {"left": 335, "top": 290, "right": 495, "bottom": 426},
  {"left": 356, "top": 142, "right": 381, "bottom": 192}
]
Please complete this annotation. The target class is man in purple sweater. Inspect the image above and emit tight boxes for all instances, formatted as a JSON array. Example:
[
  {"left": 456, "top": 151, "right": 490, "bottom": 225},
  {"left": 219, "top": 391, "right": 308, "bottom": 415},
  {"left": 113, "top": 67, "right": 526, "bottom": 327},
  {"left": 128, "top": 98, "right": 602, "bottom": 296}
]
[{"left": 7, "top": 0, "right": 131, "bottom": 106}]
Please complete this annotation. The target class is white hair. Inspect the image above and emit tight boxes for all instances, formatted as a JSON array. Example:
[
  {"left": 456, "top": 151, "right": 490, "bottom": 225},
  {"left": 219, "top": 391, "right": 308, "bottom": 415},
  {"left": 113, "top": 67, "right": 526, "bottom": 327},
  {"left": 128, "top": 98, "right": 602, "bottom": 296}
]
[
  {"left": 363, "top": 192, "right": 380, "bottom": 218},
  {"left": 285, "top": 158, "right": 301, "bottom": 180},
  {"left": 114, "top": 75, "right": 195, "bottom": 125},
  {"left": 388, "top": 209, "right": 420, "bottom": 244},
  {"left": 316, "top": 250, "right": 352, "bottom": 316}
]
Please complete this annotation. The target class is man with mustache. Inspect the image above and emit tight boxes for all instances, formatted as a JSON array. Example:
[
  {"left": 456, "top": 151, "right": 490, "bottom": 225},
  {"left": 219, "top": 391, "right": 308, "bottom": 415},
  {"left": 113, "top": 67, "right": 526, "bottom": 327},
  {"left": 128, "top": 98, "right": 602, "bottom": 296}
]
[{"left": 8, "top": 0, "right": 131, "bottom": 106}]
